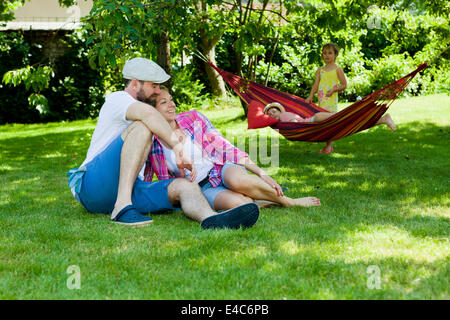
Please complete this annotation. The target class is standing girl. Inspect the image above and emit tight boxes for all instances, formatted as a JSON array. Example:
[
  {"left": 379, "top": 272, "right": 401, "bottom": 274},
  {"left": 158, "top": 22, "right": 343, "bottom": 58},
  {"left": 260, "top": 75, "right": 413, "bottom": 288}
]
[{"left": 306, "top": 43, "right": 347, "bottom": 154}]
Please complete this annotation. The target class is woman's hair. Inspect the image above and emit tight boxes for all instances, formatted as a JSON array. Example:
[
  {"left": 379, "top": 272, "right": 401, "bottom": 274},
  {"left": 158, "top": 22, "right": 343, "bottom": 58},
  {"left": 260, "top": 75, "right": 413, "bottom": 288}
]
[
  {"left": 146, "top": 85, "right": 169, "bottom": 107},
  {"left": 322, "top": 43, "right": 339, "bottom": 56}
]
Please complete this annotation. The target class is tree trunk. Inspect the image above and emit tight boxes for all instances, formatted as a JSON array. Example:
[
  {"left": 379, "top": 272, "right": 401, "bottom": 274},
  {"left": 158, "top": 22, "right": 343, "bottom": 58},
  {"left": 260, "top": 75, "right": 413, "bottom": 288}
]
[
  {"left": 157, "top": 29, "right": 172, "bottom": 89},
  {"left": 195, "top": 0, "right": 227, "bottom": 99},
  {"left": 200, "top": 38, "right": 227, "bottom": 99}
]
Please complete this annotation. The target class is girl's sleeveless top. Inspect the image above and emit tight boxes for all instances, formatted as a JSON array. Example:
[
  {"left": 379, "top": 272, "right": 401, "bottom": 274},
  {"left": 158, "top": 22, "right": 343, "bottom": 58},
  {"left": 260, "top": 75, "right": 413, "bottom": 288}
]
[{"left": 318, "top": 66, "right": 339, "bottom": 112}]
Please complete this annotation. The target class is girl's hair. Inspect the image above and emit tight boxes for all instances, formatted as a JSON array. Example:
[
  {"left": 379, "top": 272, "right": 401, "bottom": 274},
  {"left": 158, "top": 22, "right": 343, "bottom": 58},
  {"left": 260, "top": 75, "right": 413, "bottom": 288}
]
[
  {"left": 322, "top": 43, "right": 339, "bottom": 56},
  {"left": 146, "top": 85, "right": 169, "bottom": 107}
]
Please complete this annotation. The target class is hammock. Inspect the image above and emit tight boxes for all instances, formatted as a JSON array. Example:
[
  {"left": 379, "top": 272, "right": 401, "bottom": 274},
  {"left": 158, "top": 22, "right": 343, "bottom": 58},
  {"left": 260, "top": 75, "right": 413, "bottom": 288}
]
[{"left": 208, "top": 62, "right": 428, "bottom": 142}]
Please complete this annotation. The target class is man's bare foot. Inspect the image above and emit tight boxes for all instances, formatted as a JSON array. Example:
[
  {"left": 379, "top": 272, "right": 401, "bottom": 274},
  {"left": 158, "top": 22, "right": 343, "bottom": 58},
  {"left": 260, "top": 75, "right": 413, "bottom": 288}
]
[
  {"left": 382, "top": 113, "right": 396, "bottom": 131},
  {"left": 286, "top": 197, "right": 321, "bottom": 207}
]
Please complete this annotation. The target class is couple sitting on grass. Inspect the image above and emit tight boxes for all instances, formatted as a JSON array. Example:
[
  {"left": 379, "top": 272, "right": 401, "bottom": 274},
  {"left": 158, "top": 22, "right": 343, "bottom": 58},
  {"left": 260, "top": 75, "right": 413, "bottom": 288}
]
[{"left": 68, "top": 57, "right": 320, "bottom": 229}]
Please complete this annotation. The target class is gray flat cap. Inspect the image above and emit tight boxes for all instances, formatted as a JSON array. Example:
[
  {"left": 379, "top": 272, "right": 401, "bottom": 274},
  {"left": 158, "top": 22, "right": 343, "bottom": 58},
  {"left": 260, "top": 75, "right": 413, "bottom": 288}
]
[{"left": 122, "top": 57, "right": 170, "bottom": 83}]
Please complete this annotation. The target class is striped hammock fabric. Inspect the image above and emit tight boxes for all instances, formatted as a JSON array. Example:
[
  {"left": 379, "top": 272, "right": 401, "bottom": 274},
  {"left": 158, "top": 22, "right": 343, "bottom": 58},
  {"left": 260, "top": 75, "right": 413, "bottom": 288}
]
[{"left": 208, "top": 62, "right": 428, "bottom": 142}]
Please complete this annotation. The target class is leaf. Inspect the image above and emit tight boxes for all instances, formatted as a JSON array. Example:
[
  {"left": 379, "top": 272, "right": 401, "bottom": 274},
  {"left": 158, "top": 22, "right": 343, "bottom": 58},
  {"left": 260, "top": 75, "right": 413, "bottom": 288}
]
[{"left": 119, "top": 5, "right": 132, "bottom": 15}]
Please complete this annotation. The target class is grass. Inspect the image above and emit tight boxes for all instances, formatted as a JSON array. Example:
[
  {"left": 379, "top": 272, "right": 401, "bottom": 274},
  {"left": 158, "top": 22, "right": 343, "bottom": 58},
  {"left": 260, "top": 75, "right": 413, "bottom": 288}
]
[{"left": 0, "top": 93, "right": 449, "bottom": 299}]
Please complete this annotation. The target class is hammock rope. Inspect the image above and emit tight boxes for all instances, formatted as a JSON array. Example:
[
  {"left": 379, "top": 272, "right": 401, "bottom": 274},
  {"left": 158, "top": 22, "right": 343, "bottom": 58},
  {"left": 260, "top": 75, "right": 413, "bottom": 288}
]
[{"left": 207, "top": 61, "right": 428, "bottom": 142}]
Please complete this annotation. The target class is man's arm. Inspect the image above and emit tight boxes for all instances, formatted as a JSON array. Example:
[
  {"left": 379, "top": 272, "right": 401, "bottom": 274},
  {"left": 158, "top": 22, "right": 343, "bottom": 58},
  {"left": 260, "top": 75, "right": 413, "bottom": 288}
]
[
  {"left": 126, "top": 101, "right": 179, "bottom": 148},
  {"left": 126, "top": 101, "right": 196, "bottom": 181}
]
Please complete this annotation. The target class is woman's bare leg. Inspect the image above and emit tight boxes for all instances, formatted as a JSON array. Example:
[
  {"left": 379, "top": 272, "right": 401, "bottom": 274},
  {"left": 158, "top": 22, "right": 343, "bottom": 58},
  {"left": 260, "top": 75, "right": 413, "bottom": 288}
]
[
  {"left": 213, "top": 190, "right": 254, "bottom": 211},
  {"left": 223, "top": 166, "right": 320, "bottom": 207},
  {"left": 376, "top": 113, "right": 396, "bottom": 131}
]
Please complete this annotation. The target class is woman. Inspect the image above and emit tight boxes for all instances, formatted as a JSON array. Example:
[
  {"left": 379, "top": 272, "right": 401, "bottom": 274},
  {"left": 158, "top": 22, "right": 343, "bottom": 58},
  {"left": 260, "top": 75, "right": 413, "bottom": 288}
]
[{"left": 144, "top": 87, "right": 321, "bottom": 211}]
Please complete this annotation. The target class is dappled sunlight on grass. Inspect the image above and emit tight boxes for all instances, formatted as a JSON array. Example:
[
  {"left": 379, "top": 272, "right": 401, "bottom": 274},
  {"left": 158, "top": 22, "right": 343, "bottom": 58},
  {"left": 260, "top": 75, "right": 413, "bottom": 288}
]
[
  {"left": 11, "top": 176, "right": 40, "bottom": 185},
  {"left": 329, "top": 152, "right": 356, "bottom": 159},
  {"left": 340, "top": 225, "right": 448, "bottom": 264},
  {"left": 260, "top": 260, "right": 282, "bottom": 273},
  {"left": 409, "top": 206, "right": 450, "bottom": 219},
  {"left": 234, "top": 246, "right": 268, "bottom": 259},
  {"left": 279, "top": 240, "right": 301, "bottom": 255},
  {"left": 0, "top": 121, "right": 96, "bottom": 140}
]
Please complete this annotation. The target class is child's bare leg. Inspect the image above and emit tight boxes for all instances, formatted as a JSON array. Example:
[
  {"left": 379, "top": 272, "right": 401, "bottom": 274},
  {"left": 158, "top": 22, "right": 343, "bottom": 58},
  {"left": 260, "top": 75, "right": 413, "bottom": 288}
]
[
  {"left": 376, "top": 113, "right": 396, "bottom": 131},
  {"left": 319, "top": 141, "right": 333, "bottom": 154},
  {"left": 311, "top": 112, "right": 335, "bottom": 154}
]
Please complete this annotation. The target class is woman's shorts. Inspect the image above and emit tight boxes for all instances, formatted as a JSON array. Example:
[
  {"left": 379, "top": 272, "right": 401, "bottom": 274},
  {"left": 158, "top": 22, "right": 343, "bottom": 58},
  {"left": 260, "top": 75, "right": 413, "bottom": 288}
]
[{"left": 200, "top": 162, "right": 246, "bottom": 209}]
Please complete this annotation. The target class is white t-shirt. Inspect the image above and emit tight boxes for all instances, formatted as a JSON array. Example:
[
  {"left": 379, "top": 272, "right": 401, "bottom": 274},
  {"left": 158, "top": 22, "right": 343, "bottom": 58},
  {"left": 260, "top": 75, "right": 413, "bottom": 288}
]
[
  {"left": 80, "top": 91, "right": 145, "bottom": 180},
  {"left": 161, "top": 135, "right": 214, "bottom": 183}
]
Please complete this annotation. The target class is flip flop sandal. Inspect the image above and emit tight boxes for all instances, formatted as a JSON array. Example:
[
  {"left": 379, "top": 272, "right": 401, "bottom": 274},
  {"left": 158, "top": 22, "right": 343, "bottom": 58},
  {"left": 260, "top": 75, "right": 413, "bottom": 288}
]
[{"left": 110, "top": 205, "right": 153, "bottom": 226}]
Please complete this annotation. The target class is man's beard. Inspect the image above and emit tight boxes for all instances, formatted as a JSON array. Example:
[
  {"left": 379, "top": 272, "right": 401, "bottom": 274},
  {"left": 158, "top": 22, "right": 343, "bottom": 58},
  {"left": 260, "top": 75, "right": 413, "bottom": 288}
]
[{"left": 136, "top": 88, "right": 149, "bottom": 102}]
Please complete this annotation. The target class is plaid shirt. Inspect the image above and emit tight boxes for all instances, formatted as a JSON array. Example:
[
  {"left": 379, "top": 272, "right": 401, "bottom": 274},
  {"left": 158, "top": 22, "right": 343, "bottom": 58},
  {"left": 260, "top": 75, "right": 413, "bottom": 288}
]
[{"left": 144, "top": 110, "right": 248, "bottom": 187}]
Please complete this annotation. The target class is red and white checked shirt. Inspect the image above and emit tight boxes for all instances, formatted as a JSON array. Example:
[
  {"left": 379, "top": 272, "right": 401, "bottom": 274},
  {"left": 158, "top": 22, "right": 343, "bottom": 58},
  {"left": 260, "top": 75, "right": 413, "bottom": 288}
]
[{"left": 144, "top": 110, "right": 248, "bottom": 187}]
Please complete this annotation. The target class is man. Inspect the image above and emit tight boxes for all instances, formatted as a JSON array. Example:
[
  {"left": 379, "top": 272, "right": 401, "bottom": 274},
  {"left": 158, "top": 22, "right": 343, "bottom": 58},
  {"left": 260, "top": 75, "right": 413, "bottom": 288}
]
[{"left": 68, "top": 57, "right": 259, "bottom": 229}]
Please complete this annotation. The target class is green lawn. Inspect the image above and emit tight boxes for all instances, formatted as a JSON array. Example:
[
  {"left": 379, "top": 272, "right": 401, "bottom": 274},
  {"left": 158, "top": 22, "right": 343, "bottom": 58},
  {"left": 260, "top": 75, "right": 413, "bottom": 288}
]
[{"left": 0, "top": 94, "right": 449, "bottom": 299}]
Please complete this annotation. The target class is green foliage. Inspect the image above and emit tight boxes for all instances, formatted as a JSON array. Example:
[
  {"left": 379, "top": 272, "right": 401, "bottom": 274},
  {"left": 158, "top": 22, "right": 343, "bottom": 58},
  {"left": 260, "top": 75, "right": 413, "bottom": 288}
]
[
  {"left": 3, "top": 65, "right": 53, "bottom": 91},
  {"left": 1, "top": 0, "right": 448, "bottom": 123},
  {"left": 0, "top": 31, "right": 105, "bottom": 124},
  {"left": 247, "top": 1, "right": 449, "bottom": 102},
  {"left": 27, "top": 93, "right": 48, "bottom": 115},
  {"left": 171, "top": 65, "right": 209, "bottom": 112},
  {"left": 0, "top": 0, "right": 22, "bottom": 24}
]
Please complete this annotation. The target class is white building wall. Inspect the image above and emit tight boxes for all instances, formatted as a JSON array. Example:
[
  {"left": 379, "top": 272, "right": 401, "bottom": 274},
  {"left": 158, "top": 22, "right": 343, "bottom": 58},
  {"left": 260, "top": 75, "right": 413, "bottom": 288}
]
[{"left": 2, "top": 0, "right": 93, "bottom": 30}]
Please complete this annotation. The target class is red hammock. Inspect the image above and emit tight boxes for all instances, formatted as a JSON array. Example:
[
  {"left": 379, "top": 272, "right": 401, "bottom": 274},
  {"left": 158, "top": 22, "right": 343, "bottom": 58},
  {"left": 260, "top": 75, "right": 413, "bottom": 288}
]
[{"left": 208, "top": 62, "right": 428, "bottom": 142}]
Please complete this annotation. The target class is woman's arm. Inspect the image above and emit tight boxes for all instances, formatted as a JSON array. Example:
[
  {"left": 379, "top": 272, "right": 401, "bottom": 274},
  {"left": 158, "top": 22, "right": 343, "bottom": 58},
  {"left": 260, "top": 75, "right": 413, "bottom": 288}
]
[{"left": 238, "top": 157, "right": 284, "bottom": 197}]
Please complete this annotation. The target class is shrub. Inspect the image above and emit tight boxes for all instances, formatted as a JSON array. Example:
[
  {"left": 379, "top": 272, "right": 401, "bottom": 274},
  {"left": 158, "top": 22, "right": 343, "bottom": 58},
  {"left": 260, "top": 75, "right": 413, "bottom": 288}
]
[
  {"left": 171, "top": 64, "right": 210, "bottom": 112},
  {"left": 0, "top": 30, "right": 105, "bottom": 124}
]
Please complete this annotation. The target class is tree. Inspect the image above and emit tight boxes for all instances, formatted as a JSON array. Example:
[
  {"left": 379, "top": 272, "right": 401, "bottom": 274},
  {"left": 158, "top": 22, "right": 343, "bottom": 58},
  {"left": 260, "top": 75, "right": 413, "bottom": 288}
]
[{"left": 83, "top": 0, "right": 302, "bottom": 104}]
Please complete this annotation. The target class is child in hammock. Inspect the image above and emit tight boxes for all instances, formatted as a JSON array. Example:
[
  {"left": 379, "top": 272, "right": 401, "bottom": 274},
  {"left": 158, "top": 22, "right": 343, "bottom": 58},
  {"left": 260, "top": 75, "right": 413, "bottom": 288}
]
[
  {"left": 264, "top": 102, "right": 396, "bottom": 133},
  {"left": 264, "top": 102, "right": 333, "bottom": 124},
  {"left": 306, "top": 43, "right": 347, "bottom": 154},
  {"left": 264, "top": 102, "right": 314, "bottom": 123}
]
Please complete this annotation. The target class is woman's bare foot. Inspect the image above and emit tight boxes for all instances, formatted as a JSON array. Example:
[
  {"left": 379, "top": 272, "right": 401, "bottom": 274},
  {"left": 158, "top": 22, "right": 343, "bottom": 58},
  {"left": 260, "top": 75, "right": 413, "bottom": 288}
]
[
  {"left": 381, "top": 113, "right": 396, "bottom": 131},
  {"left": 286, "top": 197, "right": 321, "bottom": 207}
]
